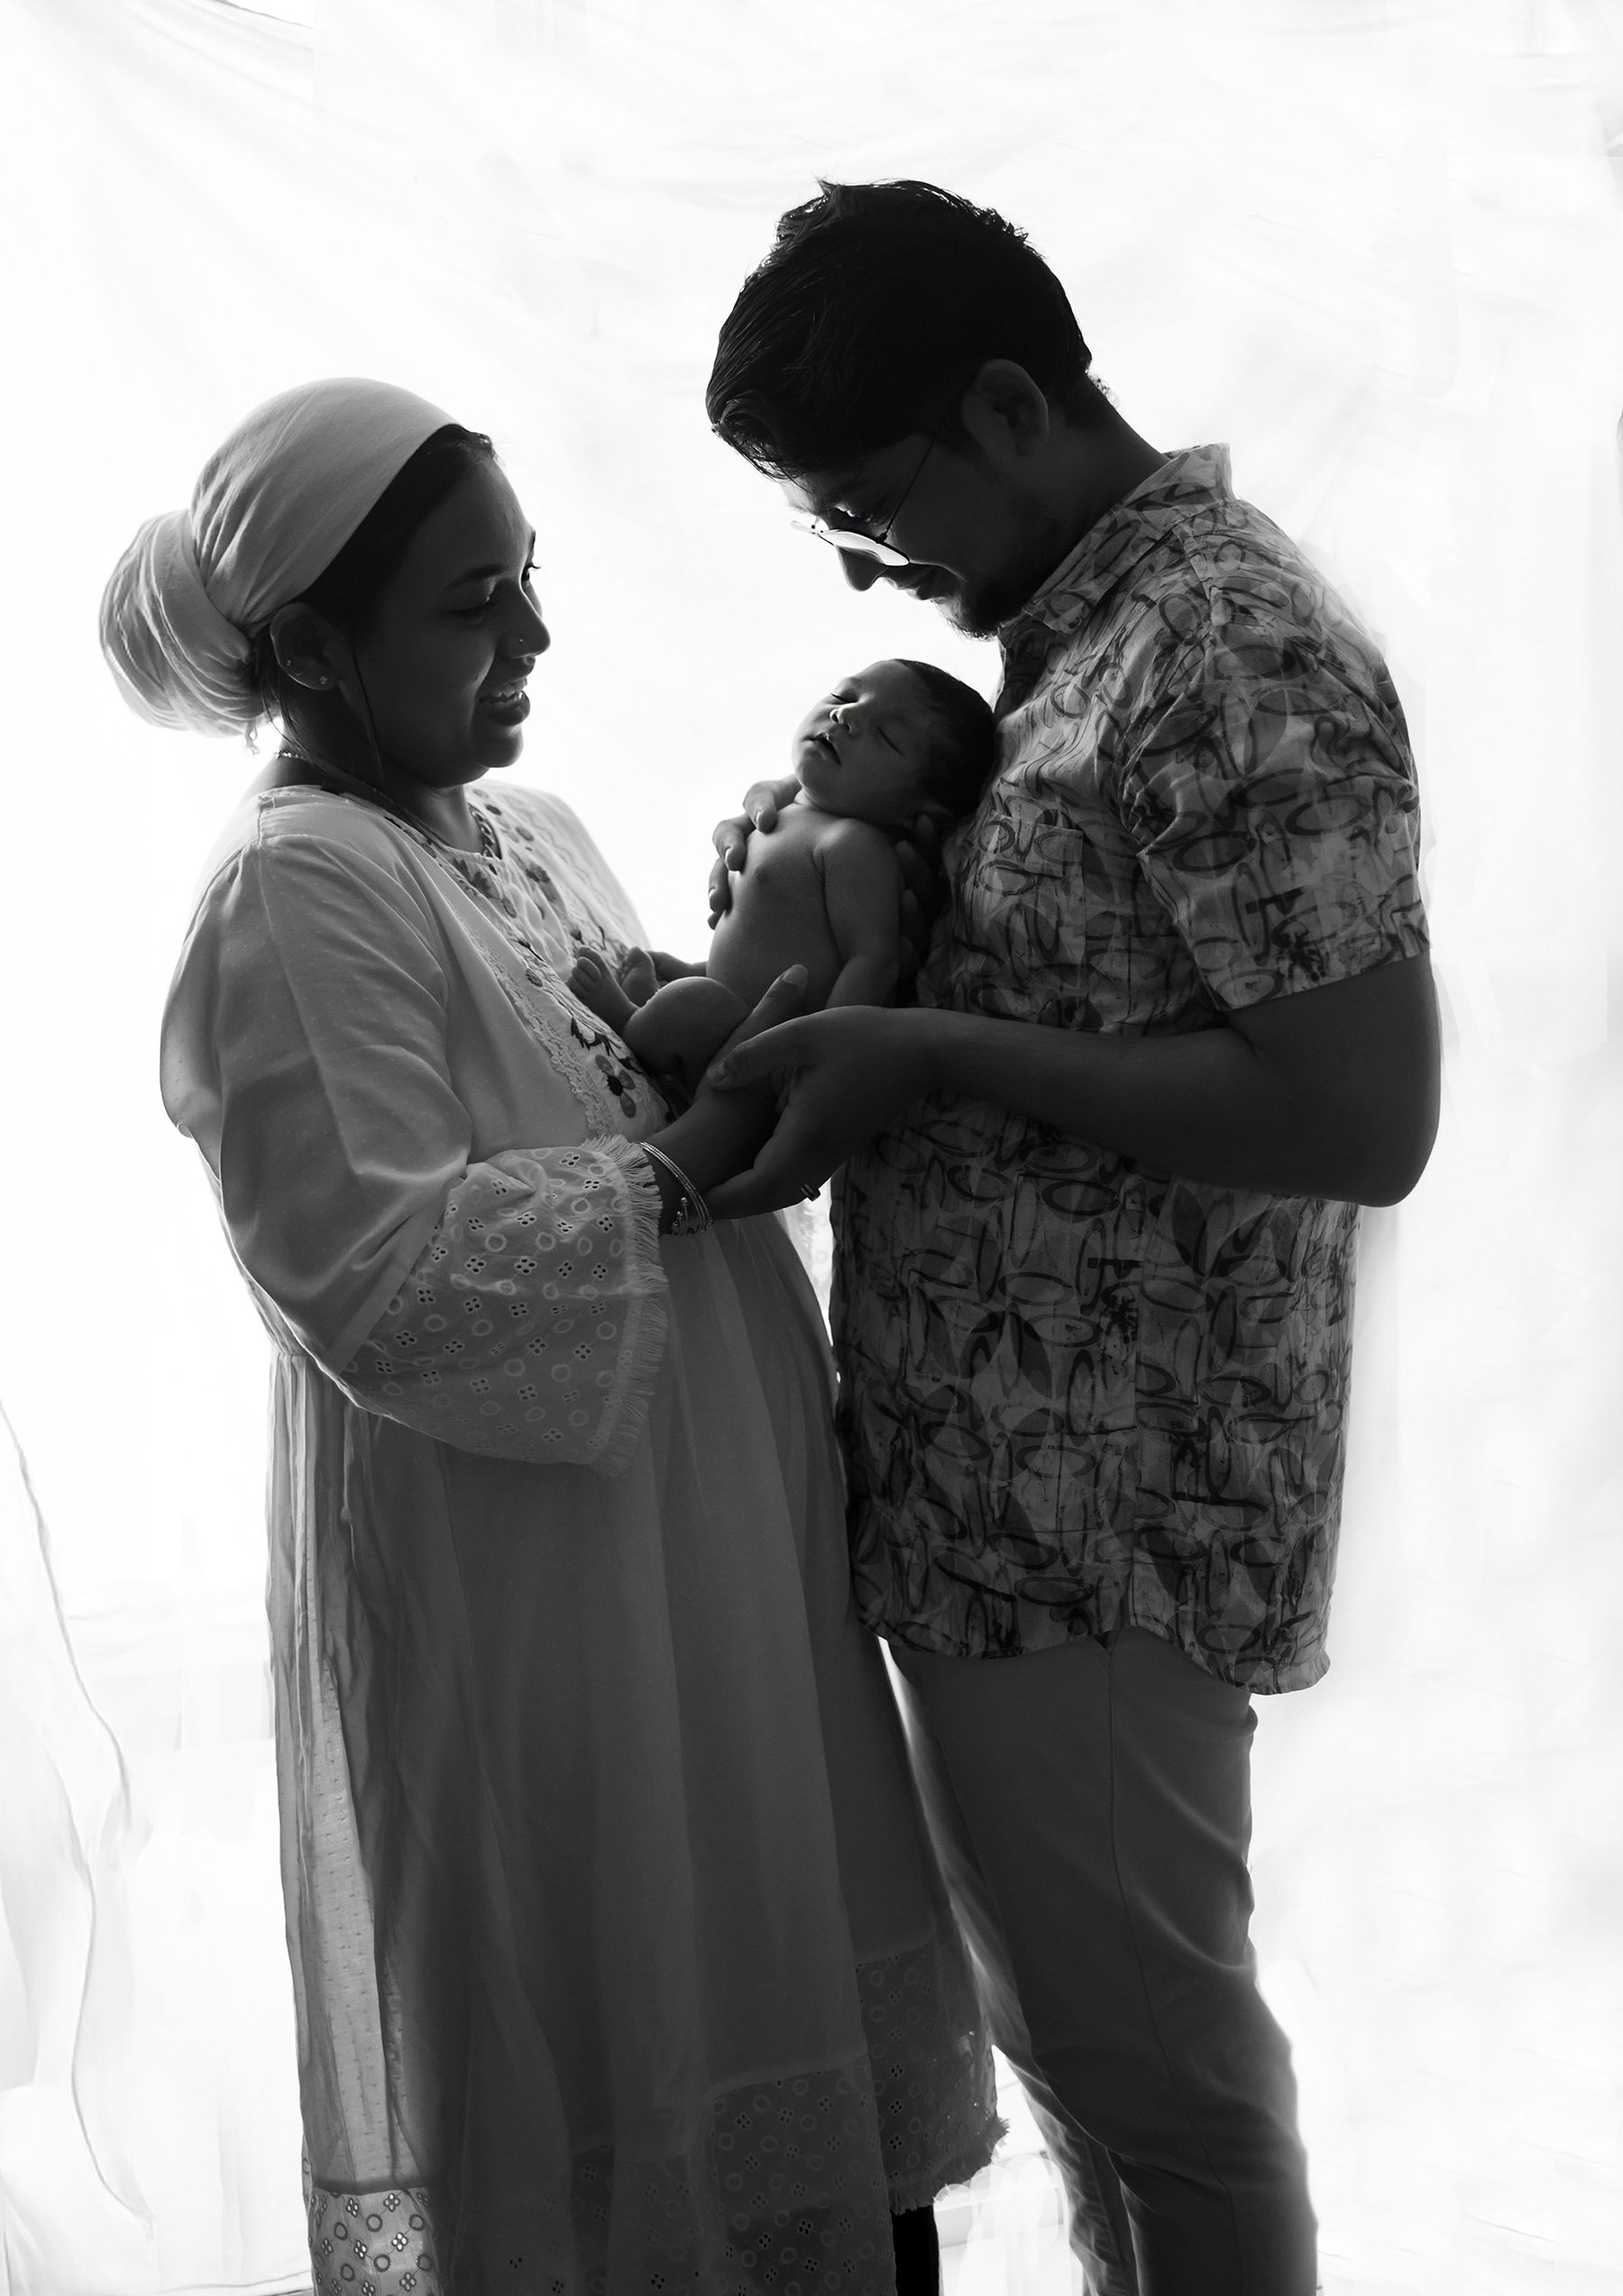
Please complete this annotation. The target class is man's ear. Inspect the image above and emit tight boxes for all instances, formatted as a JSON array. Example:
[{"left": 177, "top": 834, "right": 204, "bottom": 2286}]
[
  {"left": 267, "top": 601, "right": 344, "bottom": 693},
  {"left": 959, "top": 360, "right": 1053, "bottom": 461}
]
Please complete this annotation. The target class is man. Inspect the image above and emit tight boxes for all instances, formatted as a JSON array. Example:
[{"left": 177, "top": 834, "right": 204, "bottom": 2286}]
[{"left": 701, "top": 181, "right": 1438, "bottom": 2296}]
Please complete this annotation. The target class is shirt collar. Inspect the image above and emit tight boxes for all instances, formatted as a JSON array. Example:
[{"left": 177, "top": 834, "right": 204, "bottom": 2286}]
[{"left": 999, "top": 444, "right": 1233, "bottom": 645}]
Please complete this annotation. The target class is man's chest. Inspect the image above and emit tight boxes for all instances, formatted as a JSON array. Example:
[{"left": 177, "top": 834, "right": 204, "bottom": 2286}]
[{"left": 929, "top": 684, "right": 1198, "bottom": 1031}]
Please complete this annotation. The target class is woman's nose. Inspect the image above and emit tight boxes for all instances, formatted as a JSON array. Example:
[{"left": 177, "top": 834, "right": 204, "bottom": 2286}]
[{"left": 509, "top": 604, "right": 550, "bottom": 659}]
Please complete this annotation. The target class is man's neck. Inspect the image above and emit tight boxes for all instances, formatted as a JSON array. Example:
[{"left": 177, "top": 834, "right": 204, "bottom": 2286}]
[{"left": 1040, "top": 403, "right": 1167, "bottom": 572}]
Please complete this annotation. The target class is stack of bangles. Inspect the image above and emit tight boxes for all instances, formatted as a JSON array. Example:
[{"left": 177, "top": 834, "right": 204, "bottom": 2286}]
[{"left": 641, "top": 1141, "right": 713, "bottom": 1237}]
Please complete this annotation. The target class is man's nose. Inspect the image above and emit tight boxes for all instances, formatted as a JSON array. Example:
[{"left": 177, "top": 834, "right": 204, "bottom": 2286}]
[{"left": 838, "top": 550, "right": 885, "bottom": 593}]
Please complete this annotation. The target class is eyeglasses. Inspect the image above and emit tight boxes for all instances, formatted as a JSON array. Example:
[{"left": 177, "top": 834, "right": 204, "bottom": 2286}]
[{"left": 790, "top": 436, "right": 937, "bottom": 568}]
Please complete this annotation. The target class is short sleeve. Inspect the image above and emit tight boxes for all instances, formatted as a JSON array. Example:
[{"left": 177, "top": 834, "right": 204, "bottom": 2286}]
[
  {"left": 160, "top": 812, "right": 668, "bottom": 1472},
  {"left": 1122, "top": 613, "right": 1430, "bottom": 1010}
]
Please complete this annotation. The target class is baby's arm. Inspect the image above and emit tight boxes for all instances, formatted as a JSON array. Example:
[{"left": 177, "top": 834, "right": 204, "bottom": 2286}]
[{"left": 818, "top": 821, "right": 904, "bottom": 1010}]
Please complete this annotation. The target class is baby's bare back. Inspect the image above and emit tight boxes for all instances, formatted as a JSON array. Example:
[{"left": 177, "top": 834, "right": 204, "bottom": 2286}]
[{"left": 706, "top": 806, "right": 850, "bottom": 1011}]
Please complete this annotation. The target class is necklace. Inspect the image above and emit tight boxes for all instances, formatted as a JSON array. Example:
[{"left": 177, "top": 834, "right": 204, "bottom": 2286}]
[{"left": 273, "top": 746, "right": 496, "bottom": 859}]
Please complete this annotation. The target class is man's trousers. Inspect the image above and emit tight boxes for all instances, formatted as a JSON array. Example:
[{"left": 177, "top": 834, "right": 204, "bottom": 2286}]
[{"left": 889, "top": 1625, "right": 1318, "bottom": 2296}]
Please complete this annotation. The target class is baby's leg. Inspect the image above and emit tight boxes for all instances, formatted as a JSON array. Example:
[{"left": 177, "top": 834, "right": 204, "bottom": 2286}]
[
  {"left": 618, "top": 947, "right": 659, "bottom": 1005},
  {"left": 622, "top": 977, "right": 748, "bottom": 1102},
  {"left": 567, "top": 945, "right": 640, "bottom": 1033}
]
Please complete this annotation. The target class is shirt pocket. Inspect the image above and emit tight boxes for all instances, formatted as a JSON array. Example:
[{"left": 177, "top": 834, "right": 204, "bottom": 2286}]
[{"left": 946, "top": 774, "right": 1117, "bottom": 1011}]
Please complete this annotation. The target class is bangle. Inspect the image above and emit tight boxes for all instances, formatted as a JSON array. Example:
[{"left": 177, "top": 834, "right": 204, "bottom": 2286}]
[{"left": 641, "top": 1140, "right": 713, "bottom": 1237}]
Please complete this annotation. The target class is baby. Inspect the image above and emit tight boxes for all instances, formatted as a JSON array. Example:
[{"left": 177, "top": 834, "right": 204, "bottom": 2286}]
[{"left": 567, "top": 658, "right": 995, "bottom": 1100}]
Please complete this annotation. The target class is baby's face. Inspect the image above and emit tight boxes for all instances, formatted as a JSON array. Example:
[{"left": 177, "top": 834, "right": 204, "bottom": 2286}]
[{"left": 792, "top": 661, "right": 938, "bottom": 827}]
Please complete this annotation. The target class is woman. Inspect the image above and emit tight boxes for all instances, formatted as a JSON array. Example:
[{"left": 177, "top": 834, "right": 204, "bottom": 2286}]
[{"left": 102, "top": 379, "right": 999, "bottom": 2296}]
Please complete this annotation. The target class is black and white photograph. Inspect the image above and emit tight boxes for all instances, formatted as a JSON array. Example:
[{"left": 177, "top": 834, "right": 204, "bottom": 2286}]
[{"left": 1, "top": 5, "right": 1619, "bottom": 2292}]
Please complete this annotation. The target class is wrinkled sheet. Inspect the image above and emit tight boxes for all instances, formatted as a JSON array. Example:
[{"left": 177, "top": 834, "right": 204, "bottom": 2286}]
[{"left": 2, "top": 1, "right": 1621, "bottom": 2290}]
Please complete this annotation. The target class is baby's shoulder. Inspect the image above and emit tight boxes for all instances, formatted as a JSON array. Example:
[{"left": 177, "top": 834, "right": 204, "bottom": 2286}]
[
  {"left": 802, "top": 808, "right": 896, "bottom": 853},
  {"left": 809, "top": 812, "right": 903, "bottom": 875}
]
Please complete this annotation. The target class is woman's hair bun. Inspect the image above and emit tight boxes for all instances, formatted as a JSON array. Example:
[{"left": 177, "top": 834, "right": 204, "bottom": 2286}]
[
  {"left": 100, "top": 508, "right": 260, "bottom": 737},
  {"left": 99, "top": 378, "right": 457, "bottom": 742}
]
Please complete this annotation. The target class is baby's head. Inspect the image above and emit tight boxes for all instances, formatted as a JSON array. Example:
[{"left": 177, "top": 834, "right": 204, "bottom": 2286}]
[{"left": 793, "top": 659, "right": 995, "bottom": 828}]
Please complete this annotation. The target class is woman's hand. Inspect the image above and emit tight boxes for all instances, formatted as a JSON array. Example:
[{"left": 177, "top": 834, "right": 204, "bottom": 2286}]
[
  {"left": 641, "top": 966, "right": 812, "bottom": 1222},
  {"left": 701, "top": 1006, "right": 940, "bottom": 1218}
]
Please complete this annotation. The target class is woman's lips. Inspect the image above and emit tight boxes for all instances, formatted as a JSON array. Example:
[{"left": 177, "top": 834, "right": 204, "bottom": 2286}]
[{"left": 479, "top": 684, "right": 530, "bottom": 723}]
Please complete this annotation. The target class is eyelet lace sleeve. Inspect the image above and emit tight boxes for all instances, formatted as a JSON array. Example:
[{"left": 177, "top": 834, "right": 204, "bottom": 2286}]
[
  {"left": 160, "top": 812, "right": 672, "bottom": 1476},
  {"left": 336, "top": 1135, "right": 665, "bottom": 1474}
]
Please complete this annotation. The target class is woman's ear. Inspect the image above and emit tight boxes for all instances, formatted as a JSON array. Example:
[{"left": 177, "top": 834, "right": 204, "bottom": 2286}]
[{"left": 267, "top": 602, "right": 343, "bottom": 693}]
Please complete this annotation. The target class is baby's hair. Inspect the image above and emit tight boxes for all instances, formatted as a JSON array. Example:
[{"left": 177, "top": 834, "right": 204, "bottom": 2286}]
[{"left": 893, "top": 660, "right": 998, "bottom": 819}]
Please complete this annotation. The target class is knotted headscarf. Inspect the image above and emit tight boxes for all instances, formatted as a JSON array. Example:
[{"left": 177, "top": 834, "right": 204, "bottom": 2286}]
[{"left": 100, "top": 378, "right": 455, "bottom": 736}]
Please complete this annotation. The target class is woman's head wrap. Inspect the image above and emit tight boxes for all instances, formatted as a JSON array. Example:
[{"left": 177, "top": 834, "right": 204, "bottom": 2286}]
[{"left": 101, "top": 378, "right": 455, "bottom": 736}]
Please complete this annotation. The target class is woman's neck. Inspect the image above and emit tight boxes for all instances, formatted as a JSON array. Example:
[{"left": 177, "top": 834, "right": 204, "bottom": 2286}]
[{"left": 257, "top": 744, "right": 482, "bottom": 852}]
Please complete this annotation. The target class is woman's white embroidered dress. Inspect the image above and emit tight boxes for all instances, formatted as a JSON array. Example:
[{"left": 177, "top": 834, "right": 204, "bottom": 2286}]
[{"left": 160, "top": 782, "right": 998, "bottom": 2296}]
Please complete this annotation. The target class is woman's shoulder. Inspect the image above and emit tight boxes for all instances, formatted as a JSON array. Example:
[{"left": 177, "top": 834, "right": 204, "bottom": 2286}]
[
  {"left": 185, "top": 785, "right": 442, "bottom": 931},
  {"left": 480, "top": 781, "right": 596, "bottom": 864}
]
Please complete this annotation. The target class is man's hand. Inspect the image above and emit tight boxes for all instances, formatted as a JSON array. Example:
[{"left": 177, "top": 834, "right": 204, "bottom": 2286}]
[
  {"left": 702, "top": 1007, "right": 937, "bottom": 1217},
  {"left": 707, "top": 782, "right": 949, "bottom": 985},
  {"left": 708, "top": 778, "right": 801, "bottom": 925},
  {"left": 702, "top": 954, "right": 1441, "bottom": 1218},
  {"left": 891, "top": 812, "right": 945, "bottom": 990}
]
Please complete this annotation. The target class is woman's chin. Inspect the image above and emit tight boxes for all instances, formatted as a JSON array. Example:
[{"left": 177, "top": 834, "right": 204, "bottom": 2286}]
[{"left": 472, "top": 726, "right": 526, "bottom": 771}]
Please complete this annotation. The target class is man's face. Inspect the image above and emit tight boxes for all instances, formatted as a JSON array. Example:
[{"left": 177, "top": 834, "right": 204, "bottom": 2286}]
[{"left": 783, "top": 432, "right": 1058, "bottom": 639}]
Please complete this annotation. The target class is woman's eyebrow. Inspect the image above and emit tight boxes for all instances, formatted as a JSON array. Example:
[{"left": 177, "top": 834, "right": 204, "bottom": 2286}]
[{"left": 442, "top": 550, "right": 534, "bottom": 592}]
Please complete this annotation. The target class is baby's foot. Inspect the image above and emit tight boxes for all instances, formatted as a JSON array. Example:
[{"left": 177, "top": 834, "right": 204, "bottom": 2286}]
[
  {"left": 567, "top": 946, "right": 637, "bottom": 1031},
  {"left": 617, "top": 946, "right": 659, "bottom": 1007}
]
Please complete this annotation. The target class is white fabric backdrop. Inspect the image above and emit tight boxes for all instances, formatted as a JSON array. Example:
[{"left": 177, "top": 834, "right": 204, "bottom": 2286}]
[{"left": 1, "top": 2, "right": 1620, "bottom": 2290}]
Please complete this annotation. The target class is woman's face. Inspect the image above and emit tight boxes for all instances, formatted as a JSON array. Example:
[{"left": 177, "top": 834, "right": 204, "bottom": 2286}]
[{"left": 348, "top": 460, "right": 549, "bottom": 788}]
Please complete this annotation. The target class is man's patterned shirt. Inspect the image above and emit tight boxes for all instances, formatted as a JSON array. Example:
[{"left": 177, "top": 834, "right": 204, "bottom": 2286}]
[{"left": 831, "top": 445, "right": 1428, "bottom": 1693}]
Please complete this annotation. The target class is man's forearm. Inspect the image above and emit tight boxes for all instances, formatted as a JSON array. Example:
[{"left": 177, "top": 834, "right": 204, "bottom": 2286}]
[{"left": 917, "top": 962, "right": 1439, "bottom": 1205}]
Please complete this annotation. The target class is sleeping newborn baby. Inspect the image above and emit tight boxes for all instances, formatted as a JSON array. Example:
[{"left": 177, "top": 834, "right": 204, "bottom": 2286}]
[{"left": 567, "top": 658, "right": 995, "bottom": 1101}]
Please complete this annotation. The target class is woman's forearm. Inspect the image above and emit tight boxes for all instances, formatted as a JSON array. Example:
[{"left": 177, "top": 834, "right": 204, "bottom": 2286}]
[{"left": 646, "top": 1090, "right": 777, "bottom": 1223}]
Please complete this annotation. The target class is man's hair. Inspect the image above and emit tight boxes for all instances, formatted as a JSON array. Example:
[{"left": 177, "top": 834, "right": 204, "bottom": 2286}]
[
  {"left": 894, "top": 660, "right": 998, "bottom": 819},
  {"left": 706, "top": 180, "right": 1092, "bottom": 482}
]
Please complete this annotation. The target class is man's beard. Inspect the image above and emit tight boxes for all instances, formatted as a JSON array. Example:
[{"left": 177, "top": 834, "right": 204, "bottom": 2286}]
[{"left": 922, "top": 545, "right": 1060, "bottom": 640}]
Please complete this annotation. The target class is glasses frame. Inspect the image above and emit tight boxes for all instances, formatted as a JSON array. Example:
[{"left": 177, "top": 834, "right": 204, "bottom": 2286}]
[{"left": 790, "top": 435, "right": 938, "bottom": 567}]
